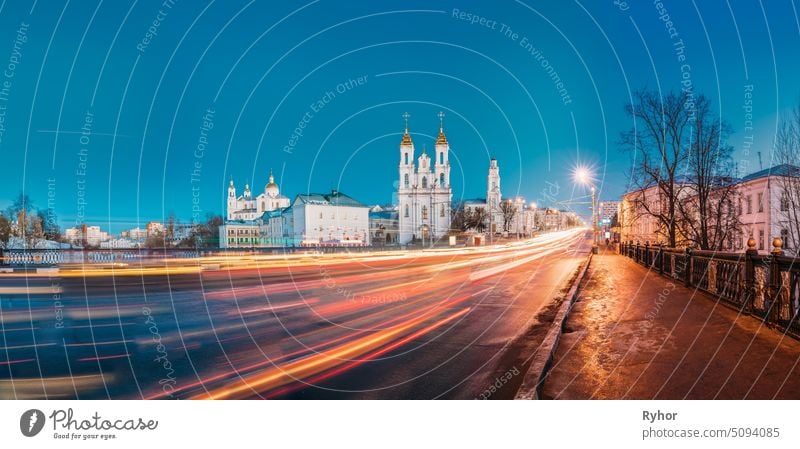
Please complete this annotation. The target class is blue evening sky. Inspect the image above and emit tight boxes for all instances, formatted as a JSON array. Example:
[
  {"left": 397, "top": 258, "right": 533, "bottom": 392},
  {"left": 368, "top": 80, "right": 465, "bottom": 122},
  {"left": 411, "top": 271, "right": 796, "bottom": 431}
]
[{"left": 0, "top": 0, "right": 798, "bottom": 232}]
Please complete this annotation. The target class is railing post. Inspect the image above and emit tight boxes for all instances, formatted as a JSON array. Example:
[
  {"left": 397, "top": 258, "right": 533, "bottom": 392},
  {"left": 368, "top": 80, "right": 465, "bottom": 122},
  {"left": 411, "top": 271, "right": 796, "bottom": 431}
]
[
  {"left": 645, "top": 241, "right": 650, "bottom": 267},
  {"left": 744, "top": 237, "right": 757, "bottom": 312},
  {"left": 658, "top": 244, "right": 664, "bottom": 275},
  {"left": 768, "top": 237, "right": 785, "bottom": 326},
  {"left": 684, "top": 247, "right": 692, "bottom": 288}
]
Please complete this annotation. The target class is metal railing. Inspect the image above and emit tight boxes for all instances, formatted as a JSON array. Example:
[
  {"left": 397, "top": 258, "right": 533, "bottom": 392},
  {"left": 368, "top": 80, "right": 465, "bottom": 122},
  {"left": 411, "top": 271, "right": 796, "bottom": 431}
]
[{"left": 621, "top": 239, "right": 800, "bottom": 339}]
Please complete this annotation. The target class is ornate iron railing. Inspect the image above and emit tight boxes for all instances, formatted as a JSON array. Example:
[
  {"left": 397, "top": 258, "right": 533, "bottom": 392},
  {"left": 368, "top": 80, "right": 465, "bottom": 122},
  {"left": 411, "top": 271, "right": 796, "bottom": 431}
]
[{"left": 621, "top": 240, "right": 800, "bottom": 339}]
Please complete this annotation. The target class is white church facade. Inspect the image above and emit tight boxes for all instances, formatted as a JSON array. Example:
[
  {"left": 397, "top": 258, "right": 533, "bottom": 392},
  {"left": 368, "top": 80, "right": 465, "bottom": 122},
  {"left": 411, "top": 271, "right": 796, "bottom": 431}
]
[{"left": 397, "top": 112, "right": 453, "bottom": 245}]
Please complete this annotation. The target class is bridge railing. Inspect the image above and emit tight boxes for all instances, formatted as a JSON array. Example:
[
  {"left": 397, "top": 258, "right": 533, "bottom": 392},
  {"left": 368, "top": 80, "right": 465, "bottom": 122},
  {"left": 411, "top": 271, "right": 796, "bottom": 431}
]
[{"left": 621, "top": 239, "right": 800, "bottom": 339}]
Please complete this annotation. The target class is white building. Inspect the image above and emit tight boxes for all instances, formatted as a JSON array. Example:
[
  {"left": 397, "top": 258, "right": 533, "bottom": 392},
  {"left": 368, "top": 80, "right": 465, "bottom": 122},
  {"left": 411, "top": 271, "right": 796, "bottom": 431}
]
[
  {"left": 121, "top": 227, "right": 148, "bottom": 240},
  {"left": 397, "top": 113, "right": 453, "bottom": 245},
  {"left": 100, "top": 238, "right": 139, "bottom": 249},
  {"left": 618, "top": 165, "right": 800, "bottom": 254},
  {"left": 63, "top": 225, "right": 111, "bottom": 247},
  {"left": 598, "top": 200, "right": 619, "bottom": 222},
  {"left": 227, "top": 170, "right": 290, "bottom": 221},
  {"left": 738, "top": 164, "right": 799, "bottom": 253},
  {"left": 282, "top": 191, "right": 370, "bottom": 246}
]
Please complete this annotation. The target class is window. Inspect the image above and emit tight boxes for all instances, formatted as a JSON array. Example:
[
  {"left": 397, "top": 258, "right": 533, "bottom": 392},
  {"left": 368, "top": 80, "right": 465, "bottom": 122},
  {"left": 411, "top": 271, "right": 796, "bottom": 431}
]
[
  {"left": 746, "top": 195, "right": 752, "bottom": 214},
  {"left": 758, "top": 229, "right": 765, "bottom": 250},
  {"left": 422, "top": 177, "right": 427, "bottom": 188},
  {"left": 319, "top": 212, "right": 323, "bottom": 219},
  {"left": 404, "top": 173, "right": 409, "bottom": 188},
  {"left": 439, "top": 152, "right": 444, "bottom": 165},
  {"left": 757, "top": 192, "right": 764, "bottom": 213},
  {"left": 404, "top": 153, "right": 408, "bottom": 165},
  {"left": 422, "top": 205, "right": 428, "bottom": 220},
  {"left": 440, "top": 204, "right": 445, "bottom": 217},
  {"left": 404, "top": 205, "right": 409, "bottom": 217},
  {"left": 439, "top": 173, "right": 445, "bottom": 186},
  {"left": 781, "top": 191, "right": 790, "bottom": 212},
  {"left": 782, "top": 228, "right": 791, "bottom": 250}
]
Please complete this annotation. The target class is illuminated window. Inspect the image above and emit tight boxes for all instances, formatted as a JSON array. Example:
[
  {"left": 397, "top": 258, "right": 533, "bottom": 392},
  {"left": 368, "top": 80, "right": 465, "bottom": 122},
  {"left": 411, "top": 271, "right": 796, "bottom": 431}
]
[{"left": 422, "top": 206, "right": 428, "bottom": 220}]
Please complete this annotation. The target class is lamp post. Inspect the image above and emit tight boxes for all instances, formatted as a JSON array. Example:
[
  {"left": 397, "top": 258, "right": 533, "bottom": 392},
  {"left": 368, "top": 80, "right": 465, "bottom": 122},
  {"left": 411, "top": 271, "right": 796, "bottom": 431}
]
[
  {"left": 575, "top": 166, "right": 599, "bottom": 254},
  {"left": 591, "top": 186, "right": 598, "bottom": 253}
]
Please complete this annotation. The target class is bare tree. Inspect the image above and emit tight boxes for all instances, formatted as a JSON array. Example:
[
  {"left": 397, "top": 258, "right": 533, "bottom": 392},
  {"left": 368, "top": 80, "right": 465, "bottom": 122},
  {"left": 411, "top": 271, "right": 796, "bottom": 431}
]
[
  {"left": 0, "top": 213, "right": 11, "bottom": 248},
  {"left": 500, "top": 200, "right": 517, "bottom": 232},
  {"left": 620, "top": 90, "right": 694, "bottom": 247},
  {"left": 774, "top": 103, "right": 800, "bottom": 253},
  {"left": 675, "top": 96, "right": 741, "bottom": 250},
  {"left": 450, "top": 202, "right": 468, "bottom": 232},
  {"left": 467, "top": 207, "right": 488, "bottom": 233}
]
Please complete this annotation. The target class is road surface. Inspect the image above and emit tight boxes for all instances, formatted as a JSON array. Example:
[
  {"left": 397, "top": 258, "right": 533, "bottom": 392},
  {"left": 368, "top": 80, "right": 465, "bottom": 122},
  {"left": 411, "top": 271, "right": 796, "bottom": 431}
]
[{"left": 0, "top": 229, "right": 590, "bottom": 399}]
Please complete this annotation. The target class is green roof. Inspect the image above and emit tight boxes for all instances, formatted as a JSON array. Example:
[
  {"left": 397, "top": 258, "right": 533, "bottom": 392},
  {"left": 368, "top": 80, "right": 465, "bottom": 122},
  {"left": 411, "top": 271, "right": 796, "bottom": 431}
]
[{"left": 294, "top": 191, "right": 367, "bottom": 208}]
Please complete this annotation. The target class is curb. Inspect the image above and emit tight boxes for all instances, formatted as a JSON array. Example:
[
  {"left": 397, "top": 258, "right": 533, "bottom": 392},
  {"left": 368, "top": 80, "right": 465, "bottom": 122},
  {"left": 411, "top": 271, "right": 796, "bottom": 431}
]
[{"left": 514, "top": 251, "right": 593, "bottom": 400}]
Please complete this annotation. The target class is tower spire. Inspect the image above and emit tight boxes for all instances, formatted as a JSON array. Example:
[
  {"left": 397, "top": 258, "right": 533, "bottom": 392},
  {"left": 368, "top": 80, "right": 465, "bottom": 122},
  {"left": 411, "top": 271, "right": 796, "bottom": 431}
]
[
  {"left": 401, "top": 111, "right": 413, "bottom": 146},
  {"left": 436, "top": 111, "right": 447, "bottom": 145}
]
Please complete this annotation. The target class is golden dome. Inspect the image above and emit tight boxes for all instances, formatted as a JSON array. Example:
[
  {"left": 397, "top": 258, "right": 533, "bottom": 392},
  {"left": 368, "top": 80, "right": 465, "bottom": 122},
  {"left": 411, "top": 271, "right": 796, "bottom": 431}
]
[
  {"left": 436, "top": 130, "right": 447, "bottom": 145},
  {"left": 401, "top": 131, "right": 413, "bottom": 146}
]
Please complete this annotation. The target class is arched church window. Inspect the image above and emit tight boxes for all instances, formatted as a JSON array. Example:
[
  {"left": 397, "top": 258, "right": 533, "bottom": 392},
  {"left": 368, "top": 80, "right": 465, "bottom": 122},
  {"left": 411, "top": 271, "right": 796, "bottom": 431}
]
[
  {"left": 422, "top": 205, "right": 428, "bottom": 220},
  {"left": 404, "top": 173, "right": 409, "bottom": 188},
  {"left": 404, "top": 205, "right": 409, "bottom": 217},
  {"left": 439, "top": 173, "right": 445, "bottom": 186},
  {"left": 439, "top": 152, "right": 444, "bottom": 165},
  {"left": 422, "top": 177, "right": 427, "bottom": 188},
  {"left": 404, "top": 153, "right": 408, "bottom": 165},
  {"left": 440, "top": 204, "right": 445, "bottom": 217}
]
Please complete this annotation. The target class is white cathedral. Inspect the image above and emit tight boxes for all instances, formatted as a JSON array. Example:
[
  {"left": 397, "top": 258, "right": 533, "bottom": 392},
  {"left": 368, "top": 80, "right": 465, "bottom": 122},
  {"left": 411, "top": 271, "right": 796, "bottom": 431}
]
[
  {"left": 397, "top": 112, "right": 453, "bottom": 244},
  {"left": 226, "top": 170, "right": 290, "bottom": 221}
]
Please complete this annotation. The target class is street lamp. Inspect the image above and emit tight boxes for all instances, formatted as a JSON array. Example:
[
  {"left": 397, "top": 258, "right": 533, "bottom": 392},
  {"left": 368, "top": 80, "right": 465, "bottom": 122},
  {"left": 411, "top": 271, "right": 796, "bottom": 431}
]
[{"left": 574, "top": 166, "right": 599, "bottom": 254}]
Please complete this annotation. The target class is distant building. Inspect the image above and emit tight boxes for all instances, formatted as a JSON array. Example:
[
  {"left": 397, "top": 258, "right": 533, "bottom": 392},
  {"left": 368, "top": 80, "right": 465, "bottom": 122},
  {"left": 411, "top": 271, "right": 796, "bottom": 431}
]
[
  {"left": 146, "top": 221, "right": 164, "bottom": 237},
  {"left": 63, "top": 225, "right": 111, "bottom": 247},
  {"left": 369, "top": 207, "right": 399, "bottom": 245},
  {"left": 283, "top": 190, "right": 370, "bottom": 247},
  {"left": 227, "top": 170, "right": 290, "bottom": 221},
  {"left": 598, "top": 200, "right": 619, "bottom": 222},
  {"left": 100, "top": 238, "right": 139, "bottom": 249},
  {"left": 461, "top": 159, "right": 506, "bottom": 234},
  {"left": 219, "top": 221, "right": 261, "bottom": 249},
  {"left": 121, "top": 227, "right": 148, "bottom": 240}
]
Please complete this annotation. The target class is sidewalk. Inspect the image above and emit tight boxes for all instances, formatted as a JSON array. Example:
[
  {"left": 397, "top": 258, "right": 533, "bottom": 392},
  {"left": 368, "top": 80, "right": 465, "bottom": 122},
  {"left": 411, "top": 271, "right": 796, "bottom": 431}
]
[{"left": 542, "top": 250, "right": 800, "bottom": 399}]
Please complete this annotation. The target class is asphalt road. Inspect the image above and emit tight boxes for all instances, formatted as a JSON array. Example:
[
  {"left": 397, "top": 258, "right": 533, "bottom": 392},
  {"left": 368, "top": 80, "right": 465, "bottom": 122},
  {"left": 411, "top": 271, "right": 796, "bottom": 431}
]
[{"left": 0, "top": 229, "right": 590, "bottom": 399}]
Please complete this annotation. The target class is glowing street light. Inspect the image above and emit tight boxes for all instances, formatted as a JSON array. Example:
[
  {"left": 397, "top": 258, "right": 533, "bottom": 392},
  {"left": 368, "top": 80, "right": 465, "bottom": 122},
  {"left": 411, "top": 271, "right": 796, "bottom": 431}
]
[{"left": 573, "top": 165, "right": 599, "bottom": 254}]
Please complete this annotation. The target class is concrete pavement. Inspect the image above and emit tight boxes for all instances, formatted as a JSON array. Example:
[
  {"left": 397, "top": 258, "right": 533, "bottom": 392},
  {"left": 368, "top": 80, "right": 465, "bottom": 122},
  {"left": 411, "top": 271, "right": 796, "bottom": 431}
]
[{"left": 542, "top": 249, "right": 800, "bottom": 399}]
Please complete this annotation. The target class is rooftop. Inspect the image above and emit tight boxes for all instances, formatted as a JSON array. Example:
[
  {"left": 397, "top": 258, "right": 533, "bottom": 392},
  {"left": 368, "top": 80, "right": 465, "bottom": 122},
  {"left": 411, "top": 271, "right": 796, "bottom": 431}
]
[{"left": 294, "top": 190, "right": 367, "bottom": 208}]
